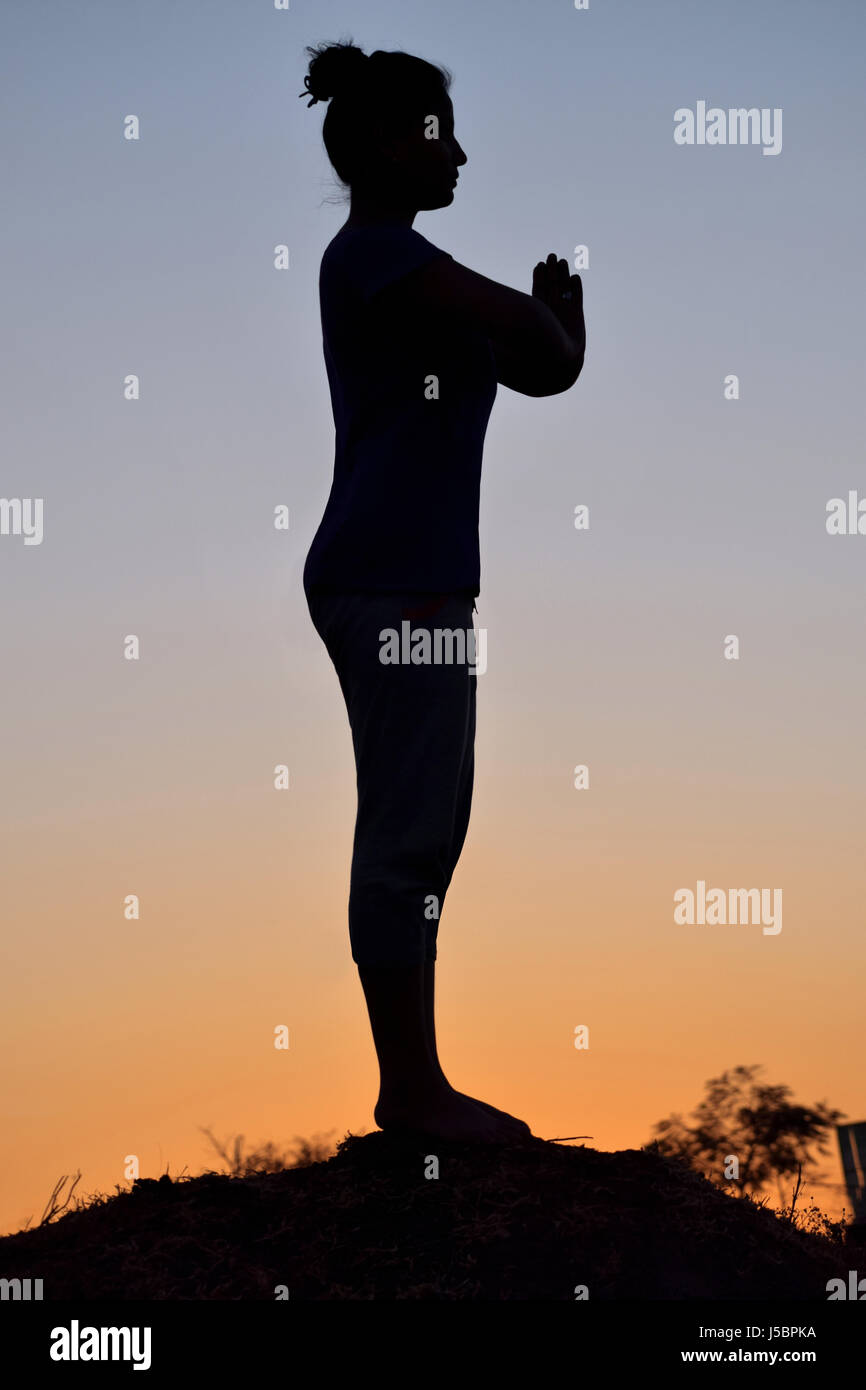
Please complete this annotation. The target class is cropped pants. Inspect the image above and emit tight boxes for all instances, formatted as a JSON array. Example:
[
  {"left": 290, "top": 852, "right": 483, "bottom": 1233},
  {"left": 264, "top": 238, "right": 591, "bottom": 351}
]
[{"left": 306, "top": 588, "right": 478, "bottom": 966}]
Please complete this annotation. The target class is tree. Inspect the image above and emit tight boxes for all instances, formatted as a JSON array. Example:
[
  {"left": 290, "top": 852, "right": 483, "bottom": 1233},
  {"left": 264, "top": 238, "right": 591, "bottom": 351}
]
[{"left": 650, "top": 1065, "right": 844, "bottom": 1203}]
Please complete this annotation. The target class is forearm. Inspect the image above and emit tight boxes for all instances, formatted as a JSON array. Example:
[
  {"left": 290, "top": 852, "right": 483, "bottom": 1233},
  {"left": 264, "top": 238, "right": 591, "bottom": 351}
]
[{"left": 491, "top": 317, "right": 585, "bottom": 396}]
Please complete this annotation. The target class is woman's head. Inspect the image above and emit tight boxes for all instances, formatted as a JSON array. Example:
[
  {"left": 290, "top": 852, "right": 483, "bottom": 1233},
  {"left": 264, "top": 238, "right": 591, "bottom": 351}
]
[{"left": 301, "top": 40, "right": 466, "bottom": 210}]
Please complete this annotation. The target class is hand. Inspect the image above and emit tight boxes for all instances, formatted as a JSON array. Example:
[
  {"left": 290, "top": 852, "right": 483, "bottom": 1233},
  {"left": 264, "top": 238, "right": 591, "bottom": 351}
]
[{"left": 532, "top": 252, "right": 585, "bottom": 351}]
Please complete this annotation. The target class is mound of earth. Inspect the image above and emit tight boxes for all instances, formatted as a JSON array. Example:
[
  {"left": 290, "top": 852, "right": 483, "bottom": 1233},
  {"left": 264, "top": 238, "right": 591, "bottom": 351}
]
[{"left": 0, "top": 1133, "right": 848, "bottom": 1300}]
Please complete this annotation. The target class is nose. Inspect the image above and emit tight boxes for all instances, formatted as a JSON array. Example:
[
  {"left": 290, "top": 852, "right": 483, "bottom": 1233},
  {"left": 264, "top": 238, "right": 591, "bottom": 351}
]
[{"left": 454, "top": 141, "right": 467, "bottom": 168}]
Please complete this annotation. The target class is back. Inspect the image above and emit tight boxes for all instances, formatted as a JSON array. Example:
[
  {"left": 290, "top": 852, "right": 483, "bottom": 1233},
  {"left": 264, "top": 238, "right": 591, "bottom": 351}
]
[{"left": 302, "top": 222, "right": 498, "bottom": 596}]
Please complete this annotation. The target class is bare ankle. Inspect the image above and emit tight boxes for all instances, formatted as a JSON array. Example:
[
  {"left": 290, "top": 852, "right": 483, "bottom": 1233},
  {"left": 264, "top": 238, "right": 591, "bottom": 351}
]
[{"left": 378, "top": 1073, "right": 449, "bottom": 1105}]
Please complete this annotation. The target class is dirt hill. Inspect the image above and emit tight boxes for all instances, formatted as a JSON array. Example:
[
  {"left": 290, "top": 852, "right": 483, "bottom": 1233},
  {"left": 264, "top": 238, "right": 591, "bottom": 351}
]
[{"left": 0, "top": 1133, "right": 849, "bottom": 1299}]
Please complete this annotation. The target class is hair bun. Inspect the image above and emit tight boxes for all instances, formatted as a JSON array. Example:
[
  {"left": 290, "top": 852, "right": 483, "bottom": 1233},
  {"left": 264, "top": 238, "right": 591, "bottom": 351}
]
[{"left": 301, "top": 42, "right": 368, "bottom": 107}]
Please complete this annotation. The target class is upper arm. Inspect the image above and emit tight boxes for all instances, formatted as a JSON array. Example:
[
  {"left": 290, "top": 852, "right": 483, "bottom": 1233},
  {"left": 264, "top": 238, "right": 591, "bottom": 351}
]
[
  {"left": 374, "top": 255, "right": 580, "bottom": 393},
  {"left": 376, "top": 255, "right": 544, "bottom": 342}
]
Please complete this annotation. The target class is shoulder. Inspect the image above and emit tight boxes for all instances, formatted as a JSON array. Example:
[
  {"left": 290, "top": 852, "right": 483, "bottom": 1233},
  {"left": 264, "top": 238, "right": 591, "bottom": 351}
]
[
  {"left": 321, "top": 223, "right": 452, "bottom": 303},
  {"left": 324, "top": 223, "right": 446, "bottom": 261},
  {"left": 338, "top": 221, "right": 442, "bottom": 246}
]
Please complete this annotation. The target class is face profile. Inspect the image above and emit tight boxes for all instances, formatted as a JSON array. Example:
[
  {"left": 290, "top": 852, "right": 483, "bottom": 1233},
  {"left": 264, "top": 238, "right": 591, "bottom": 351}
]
[
  {"left": 365, "top": 95, "right": 467, "bottom": 214},
  {"left": 404, "top": 98, "right": 467, "bottom": 210}
]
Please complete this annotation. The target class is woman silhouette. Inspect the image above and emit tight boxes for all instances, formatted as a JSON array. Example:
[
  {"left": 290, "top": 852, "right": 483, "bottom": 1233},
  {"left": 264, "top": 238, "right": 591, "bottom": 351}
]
[{"left": 301, "top": 41, "right": 585, "bottom": 1141}]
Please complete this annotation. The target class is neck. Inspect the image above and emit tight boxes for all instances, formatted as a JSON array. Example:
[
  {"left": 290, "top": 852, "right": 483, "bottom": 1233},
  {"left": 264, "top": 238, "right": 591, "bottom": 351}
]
[{"left": 345, "top": 188, "right": 417, "bottom": 228}]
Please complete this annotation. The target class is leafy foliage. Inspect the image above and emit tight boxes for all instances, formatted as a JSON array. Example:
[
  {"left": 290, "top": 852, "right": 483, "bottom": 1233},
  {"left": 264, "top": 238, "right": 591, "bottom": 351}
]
[{"left": 651, "top": 1064, "right": 844, "bottom": 1204}]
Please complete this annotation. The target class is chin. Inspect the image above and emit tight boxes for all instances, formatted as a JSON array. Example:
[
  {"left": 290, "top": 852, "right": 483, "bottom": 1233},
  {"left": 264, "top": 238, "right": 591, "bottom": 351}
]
[{"left": 419, "top": 187, "right": 455, "bottom": 211}]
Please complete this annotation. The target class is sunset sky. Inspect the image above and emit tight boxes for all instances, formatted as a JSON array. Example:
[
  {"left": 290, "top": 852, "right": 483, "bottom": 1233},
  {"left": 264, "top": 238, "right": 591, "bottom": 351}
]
[{"left": 2, "top": 0, "right": 863, "bottom": 1236}]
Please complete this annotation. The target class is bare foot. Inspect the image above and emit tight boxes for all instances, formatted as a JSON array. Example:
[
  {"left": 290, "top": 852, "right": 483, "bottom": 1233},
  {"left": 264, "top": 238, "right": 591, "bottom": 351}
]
[
  {"left": 375, "top": 1083, "right": 525, "bottom": 1142},
  {"left": 427, "top": 1067, "right": 532, "bottom": 1136},
  {"left": 456, "top": 1092, "right": 532, "bottom": 1137}
]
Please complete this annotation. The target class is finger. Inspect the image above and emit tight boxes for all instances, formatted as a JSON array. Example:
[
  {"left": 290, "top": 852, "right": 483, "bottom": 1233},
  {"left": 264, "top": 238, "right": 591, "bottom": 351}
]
[{"left": 532, "top": 271, "right": 550, "bottom": 298}]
